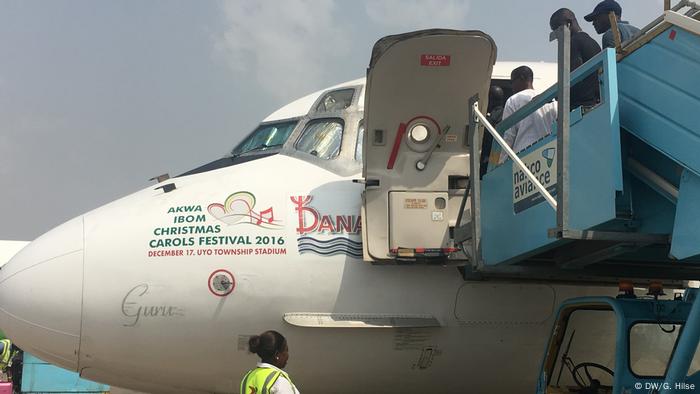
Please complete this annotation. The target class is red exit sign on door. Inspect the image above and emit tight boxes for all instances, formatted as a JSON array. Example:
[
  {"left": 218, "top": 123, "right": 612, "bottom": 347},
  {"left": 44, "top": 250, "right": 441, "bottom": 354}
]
[{"left": 420, "top": 54, "right": 451, "bottom": 66}]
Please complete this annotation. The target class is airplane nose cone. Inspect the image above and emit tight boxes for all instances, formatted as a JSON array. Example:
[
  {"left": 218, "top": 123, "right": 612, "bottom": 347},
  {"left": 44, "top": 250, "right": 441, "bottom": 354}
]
[{"left": 0, "top": 216, "right": 84, "bottom": 370}]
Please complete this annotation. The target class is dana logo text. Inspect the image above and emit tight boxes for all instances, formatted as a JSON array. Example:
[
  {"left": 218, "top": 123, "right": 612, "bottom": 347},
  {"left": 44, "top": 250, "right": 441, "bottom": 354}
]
[{"left": 291, "top": 195, "right": 361, "bottom": 235}]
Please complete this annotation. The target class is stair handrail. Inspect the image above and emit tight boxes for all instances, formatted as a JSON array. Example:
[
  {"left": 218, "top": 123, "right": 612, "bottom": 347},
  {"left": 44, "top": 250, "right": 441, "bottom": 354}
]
[{"left": 471, "top": 105, "right": 557, "bottom": 210}]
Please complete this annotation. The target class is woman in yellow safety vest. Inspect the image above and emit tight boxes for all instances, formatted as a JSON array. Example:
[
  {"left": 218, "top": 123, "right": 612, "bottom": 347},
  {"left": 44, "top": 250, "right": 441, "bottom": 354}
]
[
  {"left": 240, "top": 330, "right": 299, "bottom": 394},
  {"left": 0, "top": 339, "right": 13, "bottom": 369}
]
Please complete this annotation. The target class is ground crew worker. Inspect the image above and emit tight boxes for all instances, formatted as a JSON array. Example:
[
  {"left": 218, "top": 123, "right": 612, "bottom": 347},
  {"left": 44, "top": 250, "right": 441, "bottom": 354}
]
[
  {"left": 0, "top": 339, "right": 12, "bottom": 369},
  {"left": 240, "top": 330, "right": 299, "bottom": 394},
  {"left": 0, "top": 338, "right": 14, "bottom": 382}
]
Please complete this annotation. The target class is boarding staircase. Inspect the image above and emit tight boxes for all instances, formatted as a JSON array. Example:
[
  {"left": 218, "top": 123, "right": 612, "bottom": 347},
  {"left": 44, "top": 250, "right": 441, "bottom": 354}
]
[{"left": 360, "top": 2, "right": 700, "bottom": 284}]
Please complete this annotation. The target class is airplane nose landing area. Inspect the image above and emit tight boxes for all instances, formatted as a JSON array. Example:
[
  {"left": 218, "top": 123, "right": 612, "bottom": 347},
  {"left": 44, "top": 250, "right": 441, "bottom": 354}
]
[{"left": 0, "top": 216, "right": 84, "bottom": 370}]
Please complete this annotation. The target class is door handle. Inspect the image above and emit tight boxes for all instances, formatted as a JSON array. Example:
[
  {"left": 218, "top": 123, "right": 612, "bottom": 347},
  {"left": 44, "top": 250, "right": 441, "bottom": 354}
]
[{"left": 353, "top": 179, "right": 380, "bottom": 188}]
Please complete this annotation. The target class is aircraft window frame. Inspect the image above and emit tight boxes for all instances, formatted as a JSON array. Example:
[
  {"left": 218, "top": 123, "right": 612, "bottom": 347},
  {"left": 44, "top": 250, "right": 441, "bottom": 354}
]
[
  {"left": 229, "top": 119, "right": 298, "bottom": 157},
  {"left": 294, "top": 118, "right": 345, "bottom": 160},
  {"left": 314, "top": 88, "right": 355, "bottom": 113},
  {"left": 355, "top": 120, "right": 364, "bottom": 162}
]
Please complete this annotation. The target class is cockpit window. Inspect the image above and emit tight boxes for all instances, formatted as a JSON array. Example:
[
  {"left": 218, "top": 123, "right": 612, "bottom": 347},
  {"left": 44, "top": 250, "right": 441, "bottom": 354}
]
[
  {"left": 230, "top": 120, "right": 297, "bottom": 157},
  {"left": 315, "top": 89, "right": 355, "bottom": 113},
  {"left": 295, "top": 118, "right": 343, "bottom": 160}
]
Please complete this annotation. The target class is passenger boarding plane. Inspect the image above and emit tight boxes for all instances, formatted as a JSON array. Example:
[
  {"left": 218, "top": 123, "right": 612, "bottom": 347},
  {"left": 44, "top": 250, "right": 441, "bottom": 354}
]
[{"left": 0, "top": 31, "right": 612, "bottom": 393}]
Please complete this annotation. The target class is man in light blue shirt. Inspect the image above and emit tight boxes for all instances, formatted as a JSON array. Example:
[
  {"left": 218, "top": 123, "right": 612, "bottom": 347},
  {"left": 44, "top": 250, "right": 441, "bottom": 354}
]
[{"left": 585, "top": 0, "right": 641, "bottom": 48}]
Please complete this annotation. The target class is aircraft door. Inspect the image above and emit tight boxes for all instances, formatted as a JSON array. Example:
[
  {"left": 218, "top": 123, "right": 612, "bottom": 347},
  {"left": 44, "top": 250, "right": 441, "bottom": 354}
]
[{"left": 362, "top": 30, "right": 496, "bottom": 262}]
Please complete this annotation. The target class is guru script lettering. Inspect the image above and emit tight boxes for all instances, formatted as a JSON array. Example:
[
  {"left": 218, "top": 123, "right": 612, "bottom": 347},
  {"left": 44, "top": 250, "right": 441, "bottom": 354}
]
[{"left": 121, "top": 284, "right": 185, "bottom": 327}]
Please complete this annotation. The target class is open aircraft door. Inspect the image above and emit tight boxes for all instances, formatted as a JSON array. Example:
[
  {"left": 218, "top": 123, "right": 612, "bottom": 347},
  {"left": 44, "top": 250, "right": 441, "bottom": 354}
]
[{"left": 361, "top": 30, "right": 496, "bottom": 263}]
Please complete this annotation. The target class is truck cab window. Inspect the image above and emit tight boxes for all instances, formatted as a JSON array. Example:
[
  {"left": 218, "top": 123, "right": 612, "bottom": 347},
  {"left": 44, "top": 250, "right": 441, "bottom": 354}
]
[
  {"left": 551, "top": 309, "right": 616, "bottom": 391},
  {"left": 629, "top": 323, "right": 684, "bottom": 377}
]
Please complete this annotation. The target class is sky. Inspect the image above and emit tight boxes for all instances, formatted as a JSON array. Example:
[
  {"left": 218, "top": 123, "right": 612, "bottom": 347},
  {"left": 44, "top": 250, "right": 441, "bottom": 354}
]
[{"left": 0, "top": 0, "right": 665, "bottom": 240}]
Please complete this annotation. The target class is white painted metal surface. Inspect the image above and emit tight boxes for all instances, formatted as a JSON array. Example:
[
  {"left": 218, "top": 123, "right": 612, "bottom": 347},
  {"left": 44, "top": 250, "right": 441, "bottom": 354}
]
[
  {"left": 0, "top": 241, "right": 28, "bottom": 267},
  {"left": 0, "top": 219, "right": 83, "bottom": 370},
  {"left": 664, "top": 10, "right": 700, "bottom": 36}
]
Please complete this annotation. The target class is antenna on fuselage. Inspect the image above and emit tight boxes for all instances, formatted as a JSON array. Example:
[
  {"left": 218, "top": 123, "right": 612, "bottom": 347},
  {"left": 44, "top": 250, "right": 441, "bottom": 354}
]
[
  {"left": 150, "top": 173, "right": 176, "bottom": 193},
  {"left": 149, "top": 173, "right": 170, "bottom": 183}
]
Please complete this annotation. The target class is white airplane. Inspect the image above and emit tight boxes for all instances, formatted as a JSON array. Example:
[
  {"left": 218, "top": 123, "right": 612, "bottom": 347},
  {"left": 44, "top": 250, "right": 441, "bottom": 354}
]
[{"left": 0, "top": 30, "right": 612, "bottom": 393}]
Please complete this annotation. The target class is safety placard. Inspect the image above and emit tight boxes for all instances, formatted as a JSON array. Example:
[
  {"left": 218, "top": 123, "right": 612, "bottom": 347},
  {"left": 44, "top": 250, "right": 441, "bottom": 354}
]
[
  {"left": 512, "top": 140, "right": 557, "bottom": 213},
  {"left": 404, "top": 198, "right": 428, "bottom": 209}
]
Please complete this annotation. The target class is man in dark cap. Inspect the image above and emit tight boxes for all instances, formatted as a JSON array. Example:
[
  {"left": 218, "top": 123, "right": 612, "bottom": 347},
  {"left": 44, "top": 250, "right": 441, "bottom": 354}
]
[
  {"left": 584, "top": 0, "right": 641, "bottom": 48},
  {"left": 550, "top": 8, "right": 602, "bottom": 109}
]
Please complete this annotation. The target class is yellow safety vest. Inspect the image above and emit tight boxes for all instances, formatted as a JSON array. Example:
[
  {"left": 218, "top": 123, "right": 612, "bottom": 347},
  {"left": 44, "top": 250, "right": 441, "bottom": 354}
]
[
  {"left": 0, "top": 339, "right": 12, "bottom": 368},
  {"left": 240, "top": 366, "right": 293, "bottom": 394}
]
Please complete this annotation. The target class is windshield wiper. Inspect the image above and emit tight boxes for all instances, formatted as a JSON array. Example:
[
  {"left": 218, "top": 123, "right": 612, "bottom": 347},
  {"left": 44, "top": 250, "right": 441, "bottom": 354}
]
[{"left": 230, "top": 144, "right": 283, "bottom": 159}]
